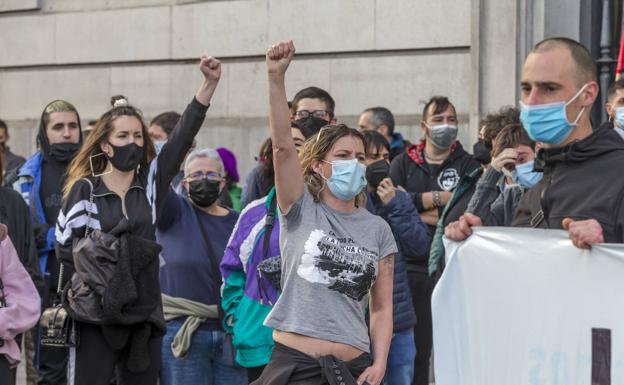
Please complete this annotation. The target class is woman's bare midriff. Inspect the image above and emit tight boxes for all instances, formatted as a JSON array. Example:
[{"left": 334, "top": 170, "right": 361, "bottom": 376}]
[{"left": 273, "top": 330, "right": 365, "bottom": 361}]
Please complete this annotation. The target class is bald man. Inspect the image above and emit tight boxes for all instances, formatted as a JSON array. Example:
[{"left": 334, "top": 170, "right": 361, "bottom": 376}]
[{"left": 446, "top": 37, "right": 624, "bottom": 248}]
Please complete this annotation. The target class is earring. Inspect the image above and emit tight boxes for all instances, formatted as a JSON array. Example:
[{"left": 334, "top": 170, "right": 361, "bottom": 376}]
[{"left": 90, "top": 153, "right": 113, "bottom": 177}]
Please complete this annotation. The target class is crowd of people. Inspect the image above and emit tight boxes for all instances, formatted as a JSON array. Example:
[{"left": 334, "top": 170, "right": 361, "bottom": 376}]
[{"left": 0, "top": 35, "right": 621, "bottom": 385}]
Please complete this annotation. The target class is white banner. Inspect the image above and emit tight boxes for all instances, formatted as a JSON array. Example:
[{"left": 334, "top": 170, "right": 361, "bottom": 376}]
[{"left": 432, "top": 227, "right": 624, "bottom": 385}]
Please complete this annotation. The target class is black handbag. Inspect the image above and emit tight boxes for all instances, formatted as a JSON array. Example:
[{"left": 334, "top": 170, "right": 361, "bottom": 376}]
[{"left": 39, "top": 179, "right": 94, "bottom": 347}]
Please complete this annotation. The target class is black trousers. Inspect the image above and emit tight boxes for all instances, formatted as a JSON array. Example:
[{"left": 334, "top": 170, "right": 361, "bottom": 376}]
[
  {"left": 0, "top": 354, "right": 15, "bottom": 385},
  {"left": 72, "top": 323, "right": 161, "bottom": 385},
  {"left": 408, "top": 270, "right": 433, "bottom": 385},
  {"left": 247, "top": 365, "right": 266, "bottom": 384},
  {"left": 37, "top": 344, "right": 68, "bottom": 385}
]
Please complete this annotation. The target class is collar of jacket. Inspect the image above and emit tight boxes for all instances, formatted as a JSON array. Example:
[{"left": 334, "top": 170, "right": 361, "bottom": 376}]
[
  {"left": 534, "top": 123, "right": 623, "bottom": 172},
  {"left": 407, "top": 139, "right": 458, "bottom": 165},
  {"left": 90, "top": 172, "right": 145, "bottom": 197},
  {"left": 17, "top": 152, "right": 43, "bottom": 179},
  {"left": 390, "top": 132, "right": 405, "bottom": 149}
]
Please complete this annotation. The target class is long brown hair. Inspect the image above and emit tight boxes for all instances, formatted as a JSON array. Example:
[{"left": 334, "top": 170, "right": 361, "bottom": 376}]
[
  {"left": 299, "top": 124, "right": 367, "bottom": 206},
  {"left": 63, "top": 96, "right": 156, "bottom": 197}
]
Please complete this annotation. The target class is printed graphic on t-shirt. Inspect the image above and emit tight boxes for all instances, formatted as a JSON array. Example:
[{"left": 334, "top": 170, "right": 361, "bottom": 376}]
[
  {"left": 438, "top": 168, "right": 460, "bottom": 191},
  {"left": 45, "top": 193, "right": 63, "bottom": 212},
  {"left": 297, "top": 229, "right": 378, "bottom": 301}
]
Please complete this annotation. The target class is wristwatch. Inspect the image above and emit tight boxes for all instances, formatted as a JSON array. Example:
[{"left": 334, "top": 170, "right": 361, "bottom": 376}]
[{"left": 432, "top": 190, "right": 442, "bottom": 208}]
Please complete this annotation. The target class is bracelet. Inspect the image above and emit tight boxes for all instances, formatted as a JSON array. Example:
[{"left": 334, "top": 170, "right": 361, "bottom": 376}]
[{"left": 432, "top": 191, "right": 442, "bottom": 208}]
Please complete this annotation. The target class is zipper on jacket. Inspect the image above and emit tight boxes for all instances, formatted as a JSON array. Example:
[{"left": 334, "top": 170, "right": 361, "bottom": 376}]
[{"left": 539, "top": 169, "right": 554, "bottom": 228}]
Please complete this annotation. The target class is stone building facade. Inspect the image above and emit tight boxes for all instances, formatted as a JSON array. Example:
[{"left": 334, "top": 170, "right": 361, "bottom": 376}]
[{"left": 0, "top": 0, "right": 599, "bottom": 178}]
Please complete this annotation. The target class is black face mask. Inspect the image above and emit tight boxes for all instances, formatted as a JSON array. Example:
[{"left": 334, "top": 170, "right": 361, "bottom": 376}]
[
  {"left": 365, "top": 159, "right": 390, "bottom": 189},
  {"left": 294, "top": 116, "right": 330, "bottom": 137},
  {"left": 472, "top": 139, "right": 491, "bottom": 165},
  {"left": 49, "top": 142, "right": 80, "bottom": 163},
  {"left": 188, "top": 179, "right": 221, "bottom": 207},
  {"left": 107, "top": 143, "right": 143, "bottom": 172}
]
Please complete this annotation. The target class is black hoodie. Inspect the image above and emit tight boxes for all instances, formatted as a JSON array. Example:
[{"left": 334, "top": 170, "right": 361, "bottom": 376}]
[
  {"left": 36, "top": 102, "right": 83, "bottom": 225},
  {"left": 513, "top": 125, "right": 624, "bottom": 242},
  {"left": 390, "top": 140, "right": 481, "bottom": 270}
]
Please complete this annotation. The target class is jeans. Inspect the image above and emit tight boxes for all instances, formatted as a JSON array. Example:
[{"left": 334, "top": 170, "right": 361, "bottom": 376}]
[
  {"left": 384, "top": 329, "right": 416, "bottom": 385},
  {"left": 160, "top": 320, "right": 248, "bottom": 385}
]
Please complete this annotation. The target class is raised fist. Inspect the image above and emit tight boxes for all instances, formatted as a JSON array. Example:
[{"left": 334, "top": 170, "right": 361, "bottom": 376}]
[
  {"left": 199, "top": 56, "right": 222, "bottom": 82},
  {"left": 266, "top": 41, "right": 296, "bottom": 76}
]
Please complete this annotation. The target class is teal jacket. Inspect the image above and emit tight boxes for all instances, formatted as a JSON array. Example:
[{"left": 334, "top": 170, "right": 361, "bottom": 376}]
[
  {"left": 220, "top": 189, "right": 279, "bottom": 367},
  {"left": 429, "top": 167, "right": 483, "bottom": 277}
]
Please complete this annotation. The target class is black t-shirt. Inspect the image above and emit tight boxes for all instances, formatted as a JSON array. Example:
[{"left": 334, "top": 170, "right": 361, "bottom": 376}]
[{"left": 40, "top": 159, "right": 66, "bottom": 225}]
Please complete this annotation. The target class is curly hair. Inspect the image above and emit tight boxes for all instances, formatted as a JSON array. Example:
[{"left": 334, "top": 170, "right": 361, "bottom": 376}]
[
  {"left": 491, "top": 123, "right": 535, "bottom": 159},
  {"left": 479, "top": 106, "right": 520, "bottom": 151}
]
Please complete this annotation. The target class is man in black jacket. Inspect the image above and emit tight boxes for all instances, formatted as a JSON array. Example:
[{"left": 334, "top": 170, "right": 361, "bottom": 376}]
[
  {"left": 447, "top": 37, "right": 624, "bottom": 249},
  {"left": 390, "top": 96, "right": 479, "bottom": 385}
]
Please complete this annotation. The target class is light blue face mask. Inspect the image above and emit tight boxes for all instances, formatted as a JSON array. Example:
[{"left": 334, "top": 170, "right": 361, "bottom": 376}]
[
  {"left": 614, "top": 106, "right": 624, "bottom": 129},
  {"left": 154, "top": 140, "right": 167, "bottom": 155},
  {"left": 321, "top": 159, "right": 367, "bottom": 201},
  {"left": 514, "top": 160, "right": 542, "bottom": 189},
  {"left": 520, "top": 84, "right": 587, "bottom": 144}
]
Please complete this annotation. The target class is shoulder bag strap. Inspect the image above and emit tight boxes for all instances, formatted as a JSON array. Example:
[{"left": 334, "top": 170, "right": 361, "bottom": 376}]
[
  {"left": 530, "top": 189, "right": 546, "bottom": 229},
  {"left": 262, "top": 195, "right": 278, "bottom": 260},
  {"left": 192, "top": 208, "right": 224, "bottom": 319}
]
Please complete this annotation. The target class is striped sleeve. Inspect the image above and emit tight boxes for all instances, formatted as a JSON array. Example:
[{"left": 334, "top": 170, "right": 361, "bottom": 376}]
[{"left": 54, "top": 179, "right": 101, "bottom": 266}]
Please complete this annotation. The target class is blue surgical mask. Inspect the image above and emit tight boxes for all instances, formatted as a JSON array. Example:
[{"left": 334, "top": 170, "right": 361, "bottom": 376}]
[
  {"left": 321, "top": 159, "right": 367, "bottom": 201},
  {"left": 615, "top": 106, "right": 624, "bottom": 129},
  {"left": 154, "top": 140, "right": 167, "bottom": 155},
  {"left": 520, "top": 84, "right": 587, "bottom": 144},
  {"left": 514, "top": 160, "right": 542, "bottom": 189}
]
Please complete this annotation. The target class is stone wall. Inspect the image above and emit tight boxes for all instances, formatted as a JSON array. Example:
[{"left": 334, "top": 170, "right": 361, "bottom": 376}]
[{"left": 0, "top": 0, "right": 581, "bottom": 179}]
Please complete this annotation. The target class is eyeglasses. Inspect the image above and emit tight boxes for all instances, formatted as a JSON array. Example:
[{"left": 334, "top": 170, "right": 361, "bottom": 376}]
[
  {"left": 185, "top": 171, "right": 222, "bottom": 181},
  {"left": 295, "top": 110, "right": 331, "bottom": 119}
]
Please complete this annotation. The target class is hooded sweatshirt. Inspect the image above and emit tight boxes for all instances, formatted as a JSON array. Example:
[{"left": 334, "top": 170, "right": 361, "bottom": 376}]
[
  {"left": 35, "top": 104, "right": 83, "bottom": 227},
  {"left": 9, "top": 102, "right": 83, "bottom": 301},
  {"left": 390, "top": 140, "right": 481, "bottom": 270},
  {"left": 513, "top": 125, "right": 624, "bottom": 241}
]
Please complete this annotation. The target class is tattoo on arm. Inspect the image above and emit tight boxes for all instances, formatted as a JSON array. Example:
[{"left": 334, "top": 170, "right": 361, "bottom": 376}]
[{"left": 382, "top": 255, "right": 394, "bottom": 275}]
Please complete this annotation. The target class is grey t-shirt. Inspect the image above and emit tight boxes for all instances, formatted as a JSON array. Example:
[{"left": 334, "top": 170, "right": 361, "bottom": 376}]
[{"left": 264, "top": 187, "right": 397, "bottom": 352}]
